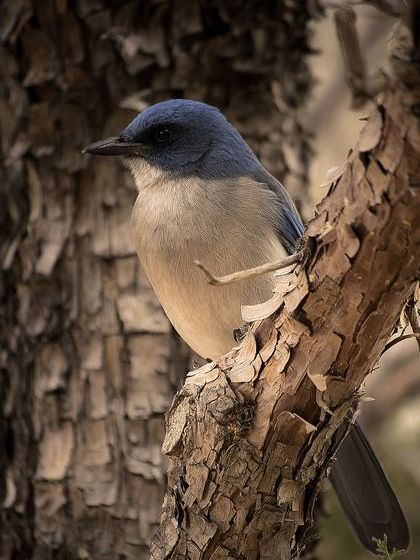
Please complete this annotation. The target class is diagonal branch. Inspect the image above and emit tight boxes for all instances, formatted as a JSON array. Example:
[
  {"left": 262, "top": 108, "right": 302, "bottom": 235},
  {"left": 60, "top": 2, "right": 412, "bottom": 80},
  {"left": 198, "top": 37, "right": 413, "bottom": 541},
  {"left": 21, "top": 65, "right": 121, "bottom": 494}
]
[
  {"left": 151, "top": 12, "right": 420, "bottom": 560},
  {"left": 194, "top": 251, "right": 305, "bottom": 286}
]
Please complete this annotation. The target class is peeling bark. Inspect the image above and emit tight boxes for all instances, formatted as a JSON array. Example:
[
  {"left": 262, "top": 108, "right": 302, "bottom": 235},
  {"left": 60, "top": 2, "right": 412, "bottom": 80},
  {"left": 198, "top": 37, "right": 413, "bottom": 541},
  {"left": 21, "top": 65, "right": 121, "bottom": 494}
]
[
  {"left": 0, "top": 1, "right": 312, "bottom": 559},
  {"left": 151, "top": 22, "right": 420, "bottom": 560}
]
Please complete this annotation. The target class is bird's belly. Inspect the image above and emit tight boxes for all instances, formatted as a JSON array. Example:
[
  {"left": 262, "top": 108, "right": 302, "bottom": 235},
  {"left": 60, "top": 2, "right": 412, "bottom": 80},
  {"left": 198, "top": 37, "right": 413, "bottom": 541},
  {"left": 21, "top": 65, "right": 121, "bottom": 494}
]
[
  {"left": 157, "top": 277, "right": 255, "bottom": 360},
  {"left": 160, "top": 283, "right": 243, "bottom": 359},
  {"left": 139, "top": 249, "right": 278, "bottom": 360}
]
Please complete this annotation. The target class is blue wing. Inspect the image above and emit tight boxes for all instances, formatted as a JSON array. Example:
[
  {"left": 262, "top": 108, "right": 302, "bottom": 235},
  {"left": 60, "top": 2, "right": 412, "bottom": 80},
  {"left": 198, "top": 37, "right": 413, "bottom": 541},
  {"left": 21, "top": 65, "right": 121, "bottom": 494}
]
[{"left": 252, "top": 168, "right": 304, "bottom": 254}]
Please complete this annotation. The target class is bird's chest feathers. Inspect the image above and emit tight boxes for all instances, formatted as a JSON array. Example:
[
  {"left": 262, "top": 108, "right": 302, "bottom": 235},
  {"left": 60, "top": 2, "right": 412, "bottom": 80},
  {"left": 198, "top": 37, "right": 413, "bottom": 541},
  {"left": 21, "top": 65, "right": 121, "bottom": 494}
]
[
  {"left": 131, "top": 173, "right": 285, "bottom": 279},
  {"left": 133, "top": 180, "right": 209, "bottom": 250},
  {"left": 133, "top": 175, "right": 261, "bottom": 266}
]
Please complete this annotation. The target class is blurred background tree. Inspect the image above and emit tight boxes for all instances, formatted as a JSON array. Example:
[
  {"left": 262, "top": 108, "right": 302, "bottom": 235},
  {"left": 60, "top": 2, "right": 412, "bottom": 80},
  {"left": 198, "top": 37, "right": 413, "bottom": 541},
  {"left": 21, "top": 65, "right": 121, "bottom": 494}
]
[
  {"left": 0, "top": 2, "right": 311, "bottom": 559},
  {"left": 0, "top": 1, "right": 418, "bottom": 559}
]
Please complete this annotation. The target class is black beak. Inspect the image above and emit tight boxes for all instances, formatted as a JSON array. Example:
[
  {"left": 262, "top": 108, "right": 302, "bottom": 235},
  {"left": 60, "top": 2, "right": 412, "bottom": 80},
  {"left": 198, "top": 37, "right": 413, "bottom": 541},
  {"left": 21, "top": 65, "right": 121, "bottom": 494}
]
[{"left": 82, "top": 136, "right": 150, "bottom": 157}]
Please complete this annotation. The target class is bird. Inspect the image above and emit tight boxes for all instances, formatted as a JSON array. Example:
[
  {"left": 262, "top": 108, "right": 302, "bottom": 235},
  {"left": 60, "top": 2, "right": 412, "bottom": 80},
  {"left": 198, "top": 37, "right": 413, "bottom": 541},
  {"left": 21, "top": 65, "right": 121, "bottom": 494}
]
[{"left": 83, "top": 98, "right": 410, "bottom": 554}]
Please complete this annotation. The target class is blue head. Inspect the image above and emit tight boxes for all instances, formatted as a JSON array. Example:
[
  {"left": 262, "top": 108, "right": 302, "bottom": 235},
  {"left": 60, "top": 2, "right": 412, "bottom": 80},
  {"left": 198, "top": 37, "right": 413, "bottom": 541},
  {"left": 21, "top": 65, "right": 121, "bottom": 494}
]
[{"left": 83, "top": 99, "right": 262, "bottom": 179}]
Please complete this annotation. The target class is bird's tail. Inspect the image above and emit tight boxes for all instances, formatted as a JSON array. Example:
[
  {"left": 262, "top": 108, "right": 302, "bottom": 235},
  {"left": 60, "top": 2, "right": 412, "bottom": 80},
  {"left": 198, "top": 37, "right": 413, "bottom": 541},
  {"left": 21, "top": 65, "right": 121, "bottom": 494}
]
[{"left": 330, "top": 422, "right": 410, "bottom": 554}]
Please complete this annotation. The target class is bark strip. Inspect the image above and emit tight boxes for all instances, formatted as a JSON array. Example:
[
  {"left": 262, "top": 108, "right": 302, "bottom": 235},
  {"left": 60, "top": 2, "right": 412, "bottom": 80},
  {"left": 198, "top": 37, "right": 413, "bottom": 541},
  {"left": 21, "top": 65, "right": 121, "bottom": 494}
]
[{"left": 151, "top": 20, "right": 420, "bottom": 560}]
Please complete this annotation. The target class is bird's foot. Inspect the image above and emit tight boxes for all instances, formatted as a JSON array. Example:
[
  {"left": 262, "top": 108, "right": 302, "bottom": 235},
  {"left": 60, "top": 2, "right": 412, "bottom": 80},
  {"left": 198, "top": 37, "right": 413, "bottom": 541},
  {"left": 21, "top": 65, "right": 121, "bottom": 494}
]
[{"left": 233, "top": 324, "right": 249, "bottom": 343}]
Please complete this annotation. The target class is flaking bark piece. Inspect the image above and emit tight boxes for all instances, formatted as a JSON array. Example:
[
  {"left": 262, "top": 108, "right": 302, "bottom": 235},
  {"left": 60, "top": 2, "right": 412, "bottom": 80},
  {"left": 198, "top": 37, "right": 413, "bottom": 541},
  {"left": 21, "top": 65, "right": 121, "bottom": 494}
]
[
  {"left": 357, "top": 107, "right": 383, "bottom": 152},
  {"left": 241, "top": 261, "right": 304, "bottom": 322}
]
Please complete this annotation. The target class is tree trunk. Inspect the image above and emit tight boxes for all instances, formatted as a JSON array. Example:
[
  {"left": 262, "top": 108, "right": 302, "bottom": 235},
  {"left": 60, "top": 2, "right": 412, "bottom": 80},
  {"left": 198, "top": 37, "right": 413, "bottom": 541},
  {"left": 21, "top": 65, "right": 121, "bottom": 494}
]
[{"left": 0, "top": 2, "right": 313, "bottom": 559}]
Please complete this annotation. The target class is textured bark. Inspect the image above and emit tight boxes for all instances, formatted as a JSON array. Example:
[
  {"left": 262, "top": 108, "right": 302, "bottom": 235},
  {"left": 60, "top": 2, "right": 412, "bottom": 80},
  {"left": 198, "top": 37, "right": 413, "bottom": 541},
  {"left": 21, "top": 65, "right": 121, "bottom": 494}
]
[
  {"left": 0, "top": 2, "right": 312, "bottom": 559},
  {"left": 151, "top": 22, "right": 420, "bottom": 560}
]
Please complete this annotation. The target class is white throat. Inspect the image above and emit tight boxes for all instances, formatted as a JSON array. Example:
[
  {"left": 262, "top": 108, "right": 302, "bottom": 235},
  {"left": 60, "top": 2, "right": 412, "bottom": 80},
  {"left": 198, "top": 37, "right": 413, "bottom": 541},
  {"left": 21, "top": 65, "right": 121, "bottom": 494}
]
[{"left": 125, "top": 156, "right": 171, "bottom": 191}]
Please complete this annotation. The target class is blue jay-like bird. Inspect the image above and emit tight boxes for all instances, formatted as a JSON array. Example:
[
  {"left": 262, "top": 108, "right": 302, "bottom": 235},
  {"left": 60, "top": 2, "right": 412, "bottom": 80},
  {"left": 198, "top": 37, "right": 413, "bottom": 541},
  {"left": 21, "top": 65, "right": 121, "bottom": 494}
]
[{"left": 84, "top": 99, "right": 409, "bottom": 553}]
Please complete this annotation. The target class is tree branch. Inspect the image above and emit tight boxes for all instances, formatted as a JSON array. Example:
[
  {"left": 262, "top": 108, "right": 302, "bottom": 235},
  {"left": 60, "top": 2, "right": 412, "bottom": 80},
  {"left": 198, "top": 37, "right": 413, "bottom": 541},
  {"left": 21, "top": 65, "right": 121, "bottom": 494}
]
[
  {"left": 194, "top": 251, "right": 305, "bottom": 286},
  {"left": 334, "top": 5, "right": 386, "bottom": 107},
  {"left": 151, "top": 12, "right": 420, "bottom": 560}
]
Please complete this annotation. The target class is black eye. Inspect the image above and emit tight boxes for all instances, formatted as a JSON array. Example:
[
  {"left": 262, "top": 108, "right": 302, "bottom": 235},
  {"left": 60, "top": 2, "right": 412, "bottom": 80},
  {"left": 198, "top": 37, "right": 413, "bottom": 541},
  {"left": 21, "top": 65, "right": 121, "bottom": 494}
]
[{"left": 154, "top": 127, "right": 173, "bottom": 143}]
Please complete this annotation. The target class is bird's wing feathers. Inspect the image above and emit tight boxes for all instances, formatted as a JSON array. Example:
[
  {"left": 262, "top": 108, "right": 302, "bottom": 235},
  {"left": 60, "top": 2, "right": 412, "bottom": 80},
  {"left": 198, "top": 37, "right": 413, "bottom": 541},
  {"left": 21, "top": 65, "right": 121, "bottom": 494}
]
[{"left": 253, "top": 169, "right": 304, "bottom": 253}]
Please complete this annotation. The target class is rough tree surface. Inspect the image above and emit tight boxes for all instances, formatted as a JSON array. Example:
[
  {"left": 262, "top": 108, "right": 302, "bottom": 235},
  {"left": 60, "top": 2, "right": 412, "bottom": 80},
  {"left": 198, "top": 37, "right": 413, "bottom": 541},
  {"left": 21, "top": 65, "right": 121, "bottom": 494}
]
[
  {"left": 151, "top": 21, "right": 420, "bottom": 560},
  {"left": 0, "top": 1, "right": 312, "bottom": 559}
]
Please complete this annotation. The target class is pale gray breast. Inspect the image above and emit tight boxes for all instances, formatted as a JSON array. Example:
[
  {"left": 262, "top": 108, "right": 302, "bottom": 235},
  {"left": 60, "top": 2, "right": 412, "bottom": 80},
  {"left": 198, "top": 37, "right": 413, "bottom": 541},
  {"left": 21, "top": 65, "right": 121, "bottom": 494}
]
[{"left": 131, "top": 171, "right": 287, "bottom": 359}]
